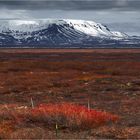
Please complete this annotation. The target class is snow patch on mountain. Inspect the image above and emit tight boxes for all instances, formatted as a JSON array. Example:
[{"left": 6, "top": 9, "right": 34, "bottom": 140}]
[
  {"left": 112, "top": 31, "right": 128, "bottom": 38},
  {"left": 0, "top": 19, "right": 125, "bottom": 38}
]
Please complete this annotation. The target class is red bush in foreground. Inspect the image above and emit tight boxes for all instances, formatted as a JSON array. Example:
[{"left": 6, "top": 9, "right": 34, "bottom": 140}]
[
  {"left": 30, "top": 103, "right": 119, "bottom": 130},
  {"left": 0, "top": 103, "right": 119, "bottom": 132}
]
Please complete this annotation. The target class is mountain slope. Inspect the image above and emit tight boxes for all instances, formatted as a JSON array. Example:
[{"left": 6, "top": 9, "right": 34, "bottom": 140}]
[{"left": 0, "top": 19, "right": 140, "bottom": 47}]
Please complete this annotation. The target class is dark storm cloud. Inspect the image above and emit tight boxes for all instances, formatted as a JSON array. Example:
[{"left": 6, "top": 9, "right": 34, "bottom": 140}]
[{"left": 0, "top": 0, "right": 140, "bottom": 11}]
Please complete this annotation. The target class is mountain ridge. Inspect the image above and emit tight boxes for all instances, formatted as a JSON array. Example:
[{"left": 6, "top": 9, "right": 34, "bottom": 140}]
[{"left": 0, "top": 19, "right": 140, "bottom": 47}]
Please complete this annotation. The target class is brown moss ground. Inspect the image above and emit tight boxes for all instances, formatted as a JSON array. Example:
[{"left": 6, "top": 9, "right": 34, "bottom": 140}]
[{"left": 0, "top": 49, "right": 139, "bottom": 139}]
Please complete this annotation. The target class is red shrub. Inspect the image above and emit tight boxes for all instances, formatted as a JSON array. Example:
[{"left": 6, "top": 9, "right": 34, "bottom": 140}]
[
  {"left": 30, "top": 103, "right": 119, "bottom": 130},
  {"left": 0, "top": 103, "right": 119, "bottom": 131}
]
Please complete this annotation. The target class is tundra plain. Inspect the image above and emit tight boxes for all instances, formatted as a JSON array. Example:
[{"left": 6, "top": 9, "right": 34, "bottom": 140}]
[{"left": 0, "top": 49, "right": 139, "bottom": 139}]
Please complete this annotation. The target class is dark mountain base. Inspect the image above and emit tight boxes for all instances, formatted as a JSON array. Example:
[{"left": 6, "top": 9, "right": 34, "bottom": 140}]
[{"left": 0, "top": 44, "right": 140, "bottom": 48}]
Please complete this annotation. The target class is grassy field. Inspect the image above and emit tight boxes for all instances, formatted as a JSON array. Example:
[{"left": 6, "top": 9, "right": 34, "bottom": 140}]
[{"left": 0, "top": 49, "right": 139, "bottom": 139}]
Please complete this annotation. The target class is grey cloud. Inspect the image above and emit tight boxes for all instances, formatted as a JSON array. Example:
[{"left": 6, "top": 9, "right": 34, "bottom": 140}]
[{"left": 0, "top": 0, "right": 140, "bottom": 11}]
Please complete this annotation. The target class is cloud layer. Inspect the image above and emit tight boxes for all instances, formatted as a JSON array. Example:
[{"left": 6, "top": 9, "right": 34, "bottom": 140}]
[{"left": 0, "top": 0, "right": 140, "bottom": 11}]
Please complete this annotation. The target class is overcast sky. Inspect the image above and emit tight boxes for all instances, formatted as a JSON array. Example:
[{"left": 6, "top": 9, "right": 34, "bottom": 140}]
[{"left": 0, "top": 0, "right": 140, "bottom": 35}]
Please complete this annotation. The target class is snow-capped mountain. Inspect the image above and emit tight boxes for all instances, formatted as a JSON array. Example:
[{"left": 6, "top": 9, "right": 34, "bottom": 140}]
[{"left": 0, "top": 19, "right": 140, "bottom": 47}]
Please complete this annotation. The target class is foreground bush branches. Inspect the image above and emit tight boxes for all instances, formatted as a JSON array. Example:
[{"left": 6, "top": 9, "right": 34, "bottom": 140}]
[
  {"left": 0, "top": 103, "right": 119, "bottom": 133},
  {"left": 30, "top": 103, "right": 119, "bottom": 130},
  {"left": 0, "top": 103, "right": 119, "bottom": 138}
]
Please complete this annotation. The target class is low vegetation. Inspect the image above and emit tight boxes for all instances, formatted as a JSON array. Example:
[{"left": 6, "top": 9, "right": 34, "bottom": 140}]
[
  {"left": 0, "top": 103, "right": 119, "bottom": 138},
  {"left": 0, "top": 49, "right": 139, "bottom": 138},
  {"left": 30, "top": 103, "right": 119, "bottom": 130}
]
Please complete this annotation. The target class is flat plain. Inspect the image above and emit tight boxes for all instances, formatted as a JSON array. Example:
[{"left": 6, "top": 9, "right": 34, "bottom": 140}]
[{"left": 0, "top": 49, "right": 139, "bottom": 139}]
